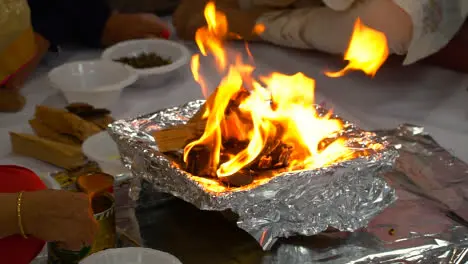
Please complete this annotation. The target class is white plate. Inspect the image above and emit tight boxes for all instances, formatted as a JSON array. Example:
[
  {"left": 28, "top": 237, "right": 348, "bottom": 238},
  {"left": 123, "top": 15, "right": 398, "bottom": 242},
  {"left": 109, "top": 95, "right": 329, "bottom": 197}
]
[
  {"left": 82, "top": 131, "right": 130, "bottom": 178},
  {"left": 80, "top": 247, "right": 182, "bottom": 264}
]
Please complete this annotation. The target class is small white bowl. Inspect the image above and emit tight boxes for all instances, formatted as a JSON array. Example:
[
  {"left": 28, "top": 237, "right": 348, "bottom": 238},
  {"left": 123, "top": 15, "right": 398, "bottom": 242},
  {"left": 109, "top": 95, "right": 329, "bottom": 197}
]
[
  {"left": 82, "top": 131, "right": 130, "bottom": 178},
  {"left": 101, "top": 39, "right": 191, "bottom": 86},
  {"left": 48, "top": 60, "right": 138, "bottom": 108},
  {"left": 80, "top": 248, "right": 182, "bottom": 264}
]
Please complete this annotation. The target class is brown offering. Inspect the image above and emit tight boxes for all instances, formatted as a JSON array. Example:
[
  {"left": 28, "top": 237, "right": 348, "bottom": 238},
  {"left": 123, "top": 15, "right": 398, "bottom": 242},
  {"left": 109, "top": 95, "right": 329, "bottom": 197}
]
[
  {"left": 0, "top": 90, "right": 26, "bottom": 112},
  {"left": 29, "top": 118, "right": 81, "bottom": 146},
  {"left": 86, "top": 115, "right": 114, "bottom": 130},
  {"left": 65, "top": 103, "right": 114, "bottom": 130},
  {"left": 35, "top": 105, "right": 101, "bottom": 141},
  {"left": 10, "top": 132, "right": 86, "bottom": 169}
]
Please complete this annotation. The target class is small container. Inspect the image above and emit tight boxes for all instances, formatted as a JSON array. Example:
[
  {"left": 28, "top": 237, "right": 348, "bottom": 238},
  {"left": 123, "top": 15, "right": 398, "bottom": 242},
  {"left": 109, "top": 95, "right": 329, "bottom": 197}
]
[
  {"left": 80, "top": 248, "right": 182, "bottom": 264},
  {"left": 48, "top": 60, "right": 138, "bottom": 108},
  {"left": 82, "top": 131, "right": 130, "bottom": 177},
  {"left": 101, "top": 39, "right": 190, "bottom": 87},
  {"left": 89, "top": 192, "right": 116, "bottom": 254},
  {"left": 48, "top": 242, "right": 91, "bottom": 264},
  {"left": 77, "top": 172, "right": 115, "bottom": 194},
  {"left": 48, "top": 193, "right": 116, "bottom": 263}
]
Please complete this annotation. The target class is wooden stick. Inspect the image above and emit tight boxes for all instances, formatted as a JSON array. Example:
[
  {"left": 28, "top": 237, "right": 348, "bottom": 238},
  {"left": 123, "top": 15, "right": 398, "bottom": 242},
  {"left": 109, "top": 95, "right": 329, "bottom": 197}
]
[
  {"left": 188, "top": 88, "right": 219, "bottom": 124},
  {"left": 29, "top": 118, "right": 81, "bottom": 146},
  {"left": 10, "top": 132, "right": 86, "bottom": 169},
  {"left": 35, "top": 105, "right": 101, "bottom": 141},
  {"left": 152, "top": 121, "right": 207, "bottom": 153},
  {"left": 153, "top": 90, "right": 219, "bottom": 152}
]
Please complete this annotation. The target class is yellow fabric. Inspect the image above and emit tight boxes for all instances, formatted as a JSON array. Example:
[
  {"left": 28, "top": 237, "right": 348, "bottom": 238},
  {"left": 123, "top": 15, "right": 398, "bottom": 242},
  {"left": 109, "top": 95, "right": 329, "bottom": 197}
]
[{"left": 0, "top": 0, "right": 36, "bottom": 83}]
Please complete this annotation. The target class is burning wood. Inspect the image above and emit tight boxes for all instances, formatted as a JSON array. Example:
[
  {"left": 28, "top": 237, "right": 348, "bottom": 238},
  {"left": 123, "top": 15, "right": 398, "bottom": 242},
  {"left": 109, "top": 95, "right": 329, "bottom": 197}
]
[
  {"left": 154, "top": 92, "right": 295, "bottom": 186},
  {"left": 153, "top": 2, "right": 387, "bottom": 189}
]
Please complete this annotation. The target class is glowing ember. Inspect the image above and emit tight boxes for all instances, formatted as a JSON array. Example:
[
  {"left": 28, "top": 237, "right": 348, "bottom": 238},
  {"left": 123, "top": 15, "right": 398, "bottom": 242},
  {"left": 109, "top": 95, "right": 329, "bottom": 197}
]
[
  {"left": 325, "top": 18, "right": 389, "bottom": 77},
  {"left": 181, "top": 2, "right": 383, "bottom": 189}
]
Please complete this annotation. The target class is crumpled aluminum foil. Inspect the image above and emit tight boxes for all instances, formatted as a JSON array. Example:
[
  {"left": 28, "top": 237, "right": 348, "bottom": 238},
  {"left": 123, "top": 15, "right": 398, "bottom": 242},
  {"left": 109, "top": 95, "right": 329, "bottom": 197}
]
[
  {"left": 261, "top": 124, "right": 468, "bottom": 263},
  {"left": 108, "top": 100, "right": 398, "bottom": 250}
]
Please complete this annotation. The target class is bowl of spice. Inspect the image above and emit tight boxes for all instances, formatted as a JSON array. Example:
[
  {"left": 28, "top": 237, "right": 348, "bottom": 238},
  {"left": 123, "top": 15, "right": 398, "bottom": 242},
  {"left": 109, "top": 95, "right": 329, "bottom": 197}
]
[{"left": 101, "top": 39, "right": 191, "bottom": 86}]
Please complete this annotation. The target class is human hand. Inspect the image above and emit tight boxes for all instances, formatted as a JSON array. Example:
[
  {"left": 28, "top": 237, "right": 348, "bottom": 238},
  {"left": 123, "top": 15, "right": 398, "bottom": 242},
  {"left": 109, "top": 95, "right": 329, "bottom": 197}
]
[
  {"left": 173, "top": 0, "right": 266, "bottom": 41},
  {"left": 173, "top": 0, "right": 211, "bottom": 40},
  {"left": 101, "top": 12, "right": 171, "bottom": 47},
  {"left": 22, "top": 190, "right": 98, "bottom": 251}
]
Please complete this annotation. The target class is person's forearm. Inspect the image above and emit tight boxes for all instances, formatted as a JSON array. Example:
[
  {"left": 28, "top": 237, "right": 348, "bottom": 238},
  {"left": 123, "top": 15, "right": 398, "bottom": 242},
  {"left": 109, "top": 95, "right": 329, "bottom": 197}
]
[{"left": 0, "top": 193, "right": 20, "bottom": 238}]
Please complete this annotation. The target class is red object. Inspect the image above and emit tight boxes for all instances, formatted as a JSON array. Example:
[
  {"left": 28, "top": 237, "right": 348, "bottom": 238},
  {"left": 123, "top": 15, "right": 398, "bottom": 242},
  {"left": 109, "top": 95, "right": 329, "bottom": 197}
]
[
  {"left": 160, "top": 29, "right": 170, "bottom": 39},
  {"left": 0, "top": 165, "right": 47, "bottom": 264}
]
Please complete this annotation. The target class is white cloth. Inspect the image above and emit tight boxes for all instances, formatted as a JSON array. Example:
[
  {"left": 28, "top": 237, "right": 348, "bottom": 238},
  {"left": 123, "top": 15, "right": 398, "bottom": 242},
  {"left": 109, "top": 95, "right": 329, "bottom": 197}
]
[
  {"left": 394, "top": 0, "right": 467, "bottom": 64},
  {"left": 246, "top": 0, "right": 467, "bottom": 64}
]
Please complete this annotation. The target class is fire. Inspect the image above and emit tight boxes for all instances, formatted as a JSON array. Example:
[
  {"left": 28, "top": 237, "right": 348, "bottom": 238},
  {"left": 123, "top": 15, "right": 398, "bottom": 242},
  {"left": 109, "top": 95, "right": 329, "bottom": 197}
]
[
  {"left": 184, "top": 2, "right": 383, "bottom": 186},
  {"left": 325, "top": 18, "right": 389, "bottom": 77}
]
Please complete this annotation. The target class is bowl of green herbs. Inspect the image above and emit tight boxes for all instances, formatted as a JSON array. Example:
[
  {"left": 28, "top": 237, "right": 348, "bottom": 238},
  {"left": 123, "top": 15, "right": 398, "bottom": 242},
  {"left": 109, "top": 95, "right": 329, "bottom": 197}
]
[{"left": 102, "top": 39, "right": 191, "bottom": 86}]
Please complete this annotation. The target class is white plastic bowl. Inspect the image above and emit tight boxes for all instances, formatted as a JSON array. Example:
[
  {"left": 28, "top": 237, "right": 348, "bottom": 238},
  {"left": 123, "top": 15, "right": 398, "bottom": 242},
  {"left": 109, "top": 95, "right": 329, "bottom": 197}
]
[
  {"left": 82, "top": 131, "right": 130, "bottom": 177},
  {"left": 101, "top": 39, "right": 191, "bottom": 87},
  {"left": 80, "top": 248, "right": 182, "bottom": 264},
  {"left": 48, "top": 60, "right": 138, "bottom": 108}
]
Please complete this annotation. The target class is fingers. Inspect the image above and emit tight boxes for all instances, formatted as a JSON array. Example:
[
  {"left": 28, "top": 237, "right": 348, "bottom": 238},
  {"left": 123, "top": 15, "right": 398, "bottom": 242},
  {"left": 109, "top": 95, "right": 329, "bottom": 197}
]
[
  {"left": 103, "top": 13, "right": 172, "bottom": 46},
  {"left": 144, "top": 30, "right": 170, "bottom": 40},
  {"left": 61, "top": 194, "right": 97, "bottom": 250},
  {"left": 161, "top": 30, "right": 171, "bottom": 39},
  {"left": 62, "top": 220, "right": 96, "bottom": 250},
  {"left": 75, "top": 193, "right": 98, "bottom": 246},
  {"left": 138, "top": 14, "right": 171, "bottom": 39}
]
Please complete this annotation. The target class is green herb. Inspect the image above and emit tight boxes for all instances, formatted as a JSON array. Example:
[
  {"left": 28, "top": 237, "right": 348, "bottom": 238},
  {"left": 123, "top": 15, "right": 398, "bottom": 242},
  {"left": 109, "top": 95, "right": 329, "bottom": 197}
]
[{"left": 114, "top": 52, "right": 172, "bottom": 68}]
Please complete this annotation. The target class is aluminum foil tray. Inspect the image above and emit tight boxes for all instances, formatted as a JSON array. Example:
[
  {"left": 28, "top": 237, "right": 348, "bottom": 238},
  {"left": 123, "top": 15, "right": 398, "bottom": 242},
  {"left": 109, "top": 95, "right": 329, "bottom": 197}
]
[{"left": 108, "top": 100, "right": 398, "bottom": 249}]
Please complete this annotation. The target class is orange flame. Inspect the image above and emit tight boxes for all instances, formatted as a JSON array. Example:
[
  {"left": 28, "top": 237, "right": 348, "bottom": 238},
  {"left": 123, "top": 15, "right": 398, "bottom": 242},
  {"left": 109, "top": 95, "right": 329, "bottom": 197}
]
[
  {"left": 194, "top": 1, "right": 229, "bottom": 72},
  {"left": 191, "top": 54, "right": 209, "bottom": 98},
  {"left": 325, "top": 18, "right": 389, "bottom": 77},
  {"left": 185, "top": 2, "right": 383, "bottom": 189}
]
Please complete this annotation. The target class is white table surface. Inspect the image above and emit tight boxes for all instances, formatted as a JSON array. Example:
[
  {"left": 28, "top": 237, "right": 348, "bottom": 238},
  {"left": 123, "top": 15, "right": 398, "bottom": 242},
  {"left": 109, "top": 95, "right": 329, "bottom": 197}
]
[{"left": 1, "top": 41, "right": 467, "bottom": 176}]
